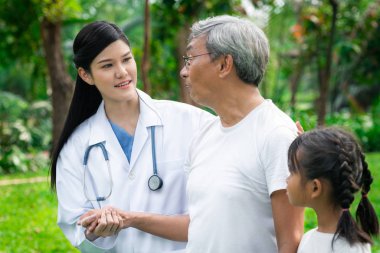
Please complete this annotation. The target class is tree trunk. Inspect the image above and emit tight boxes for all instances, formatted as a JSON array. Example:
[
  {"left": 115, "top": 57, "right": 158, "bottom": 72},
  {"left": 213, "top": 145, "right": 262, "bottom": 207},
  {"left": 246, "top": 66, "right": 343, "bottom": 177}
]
[
  {"left": 289, "top": 58, "right": 304, "bottom": 112},
  {"left": 142, "top": 0, "right": 151, "bottom": 94},
  {"left": 289, "top": 0, "right": 304, "bottom": 112},
  {"left": 40, "top": 17, "right": 74, "bottom": 151},
  {"left": 316, "top": 0, "right": 338, "bottom": 126}
]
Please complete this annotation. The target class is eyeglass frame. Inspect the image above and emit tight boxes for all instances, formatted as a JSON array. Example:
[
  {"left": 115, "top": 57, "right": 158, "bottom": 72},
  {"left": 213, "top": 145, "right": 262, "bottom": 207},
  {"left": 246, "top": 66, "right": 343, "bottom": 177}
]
[{"left": 182, "top": 53, "right": 211, "bottom": 68}]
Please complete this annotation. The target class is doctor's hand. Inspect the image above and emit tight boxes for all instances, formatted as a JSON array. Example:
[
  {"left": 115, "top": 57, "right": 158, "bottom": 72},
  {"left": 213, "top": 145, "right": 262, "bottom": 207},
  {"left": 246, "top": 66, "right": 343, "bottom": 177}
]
[
  {"left": 92, "top": 208, "right": 123, "bottom": 237},
  {"left": 78, "top": 207, "right": 123, "bottom": 240},
  {"left": 78, "top": 209, "right": 100, "bottom": 232}
]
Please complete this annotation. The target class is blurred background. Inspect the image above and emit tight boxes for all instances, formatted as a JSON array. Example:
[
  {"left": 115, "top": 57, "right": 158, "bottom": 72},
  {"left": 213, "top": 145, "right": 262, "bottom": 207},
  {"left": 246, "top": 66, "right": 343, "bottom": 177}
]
[{"left": 0, "top": 0, "right": 379, "bottom": 252}]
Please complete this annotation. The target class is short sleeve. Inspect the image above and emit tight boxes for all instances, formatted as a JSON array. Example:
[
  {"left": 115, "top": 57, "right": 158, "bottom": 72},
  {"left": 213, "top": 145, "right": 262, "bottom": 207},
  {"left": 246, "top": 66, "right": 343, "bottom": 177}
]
[{"left": 260, "top": 126, "right": 297, "bottom": 195}]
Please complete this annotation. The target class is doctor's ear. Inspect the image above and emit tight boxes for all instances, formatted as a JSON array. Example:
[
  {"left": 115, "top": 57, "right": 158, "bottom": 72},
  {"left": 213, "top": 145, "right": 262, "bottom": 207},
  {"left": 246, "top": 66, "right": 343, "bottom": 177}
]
[{"left": 78, "top": 67, "right": 95, "bottom": 85}]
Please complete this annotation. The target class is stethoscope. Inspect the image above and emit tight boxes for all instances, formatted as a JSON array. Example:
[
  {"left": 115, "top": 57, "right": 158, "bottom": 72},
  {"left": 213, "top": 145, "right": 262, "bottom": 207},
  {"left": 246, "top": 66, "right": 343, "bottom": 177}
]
[{"left": 83, "top": 125, "right": 163, "bottom": 204}]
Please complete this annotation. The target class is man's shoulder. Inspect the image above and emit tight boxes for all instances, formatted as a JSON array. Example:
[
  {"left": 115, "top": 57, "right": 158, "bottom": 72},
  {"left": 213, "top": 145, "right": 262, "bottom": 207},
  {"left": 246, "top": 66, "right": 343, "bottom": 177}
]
[
  {"left": 247, "top": 100, "right": 296, "bottom": 136},
  {"left": 153, "top": 99, "right": 212, "bottom": 117}
]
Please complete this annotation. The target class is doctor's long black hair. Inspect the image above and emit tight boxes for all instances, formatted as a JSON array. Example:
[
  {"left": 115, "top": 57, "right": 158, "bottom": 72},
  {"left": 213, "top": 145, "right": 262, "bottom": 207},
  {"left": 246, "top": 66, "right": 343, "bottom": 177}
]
[{"left": 50, "top": 21, "right": 130, "bottom": 190}]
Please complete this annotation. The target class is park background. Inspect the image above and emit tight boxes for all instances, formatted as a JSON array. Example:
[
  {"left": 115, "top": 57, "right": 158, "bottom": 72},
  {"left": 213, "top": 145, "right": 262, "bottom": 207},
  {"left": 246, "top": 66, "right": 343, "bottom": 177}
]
[{"left": 0, "top": 0, "right": 379, "bottom": 252}]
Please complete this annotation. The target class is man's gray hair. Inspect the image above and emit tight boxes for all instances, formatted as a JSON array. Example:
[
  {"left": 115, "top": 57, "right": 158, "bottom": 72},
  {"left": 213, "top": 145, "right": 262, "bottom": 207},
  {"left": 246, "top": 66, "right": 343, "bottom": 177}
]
[{"left": 189, "top": 15, "right": 269, "bottom": 86}]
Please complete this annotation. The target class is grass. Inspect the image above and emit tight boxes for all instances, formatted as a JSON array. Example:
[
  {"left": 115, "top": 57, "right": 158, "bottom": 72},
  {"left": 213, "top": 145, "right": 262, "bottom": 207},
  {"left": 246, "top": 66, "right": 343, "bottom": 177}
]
[
  {"left": 0, "top": 154, "right": 379, "bottom": 252},
  {"left": 0, "top": 174, "right": 78, "bottom": 252}
]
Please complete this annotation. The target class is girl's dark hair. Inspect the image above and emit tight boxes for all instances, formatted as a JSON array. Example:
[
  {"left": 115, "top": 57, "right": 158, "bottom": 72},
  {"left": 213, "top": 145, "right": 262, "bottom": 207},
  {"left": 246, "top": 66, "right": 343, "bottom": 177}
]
[
  {"left": 288, "top": 127, "right": 379, "bottom": 247},
  {"left": 50, "top": 21, "right": 130, "bottom": 189}
]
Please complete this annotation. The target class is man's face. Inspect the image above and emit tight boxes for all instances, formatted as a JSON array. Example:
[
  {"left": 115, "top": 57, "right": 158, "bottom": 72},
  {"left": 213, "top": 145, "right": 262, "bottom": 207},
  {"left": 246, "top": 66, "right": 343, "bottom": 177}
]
[{"left": 180, "top": 36, "right": 219, "bottom": 107}]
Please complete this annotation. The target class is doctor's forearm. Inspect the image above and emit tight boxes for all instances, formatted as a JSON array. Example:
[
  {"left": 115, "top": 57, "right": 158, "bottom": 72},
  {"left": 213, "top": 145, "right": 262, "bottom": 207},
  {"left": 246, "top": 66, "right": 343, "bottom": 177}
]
[{"left": 120, "top": 212, "right": 189, "bottom": 241}]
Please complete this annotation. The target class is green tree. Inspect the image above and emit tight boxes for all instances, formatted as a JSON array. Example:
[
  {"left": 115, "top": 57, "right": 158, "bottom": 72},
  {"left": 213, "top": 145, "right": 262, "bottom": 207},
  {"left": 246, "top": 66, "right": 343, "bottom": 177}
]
[
  {"left": 0, "top": 0, "right": 145, "bottom": 152},
  {"left": 261, "top": 0, "right": 380, "bottom": 124}
]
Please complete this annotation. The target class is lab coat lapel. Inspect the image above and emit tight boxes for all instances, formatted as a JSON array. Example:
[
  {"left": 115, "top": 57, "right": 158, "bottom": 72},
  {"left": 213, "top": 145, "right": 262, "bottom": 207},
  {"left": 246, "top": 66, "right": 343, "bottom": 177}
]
[
  {"left": 88, "top": 102, "right": 128, "bottom": 168},
  {"left": 88, "top": 101, "right": 113, "bottom": 145},
  {"left": 129, "top": 90, "right": 162, "bottom": 169}
]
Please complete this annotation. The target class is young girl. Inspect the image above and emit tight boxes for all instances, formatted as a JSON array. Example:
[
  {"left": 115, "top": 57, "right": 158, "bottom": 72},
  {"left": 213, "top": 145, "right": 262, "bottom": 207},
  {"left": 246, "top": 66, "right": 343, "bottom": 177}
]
[{"left": 287, "top": 127, "right": 379, "bottom": 253}]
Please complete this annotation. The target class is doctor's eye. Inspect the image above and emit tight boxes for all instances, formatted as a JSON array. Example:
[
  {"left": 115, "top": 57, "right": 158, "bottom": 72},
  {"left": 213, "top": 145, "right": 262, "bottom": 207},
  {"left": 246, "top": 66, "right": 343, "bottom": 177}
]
[
  {"left": 123, "top": 57, "right": 132, "bottom": 63},
  {"left": 102, "top": 63, "right": 113, "bottom": 69}
]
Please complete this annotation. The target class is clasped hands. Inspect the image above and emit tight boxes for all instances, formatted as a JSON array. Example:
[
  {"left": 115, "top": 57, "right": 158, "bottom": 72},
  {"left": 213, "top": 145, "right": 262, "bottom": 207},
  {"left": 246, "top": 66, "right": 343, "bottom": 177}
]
[{"left": 77, "top": 206, "right": 126, "bottom": 241}]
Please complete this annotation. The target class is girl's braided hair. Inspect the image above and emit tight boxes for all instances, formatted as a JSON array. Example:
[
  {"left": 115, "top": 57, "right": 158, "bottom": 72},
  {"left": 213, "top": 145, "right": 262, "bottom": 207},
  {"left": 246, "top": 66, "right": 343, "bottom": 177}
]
[{"left": 288, "top": 127, "right": 379, "bottom": 247}]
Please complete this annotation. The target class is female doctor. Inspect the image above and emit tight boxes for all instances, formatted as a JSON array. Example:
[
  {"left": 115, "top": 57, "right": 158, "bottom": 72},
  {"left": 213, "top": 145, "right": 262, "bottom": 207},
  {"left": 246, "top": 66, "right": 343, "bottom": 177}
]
[{"left": 50, "top": 21, "right": 213, "bottom": 253}]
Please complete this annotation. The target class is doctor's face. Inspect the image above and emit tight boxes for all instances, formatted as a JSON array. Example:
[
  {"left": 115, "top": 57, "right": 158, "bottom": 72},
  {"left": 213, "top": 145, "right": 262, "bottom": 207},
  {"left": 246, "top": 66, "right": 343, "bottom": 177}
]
[{"left": 85, "top": 39, "right": 138, "bottom": 105}]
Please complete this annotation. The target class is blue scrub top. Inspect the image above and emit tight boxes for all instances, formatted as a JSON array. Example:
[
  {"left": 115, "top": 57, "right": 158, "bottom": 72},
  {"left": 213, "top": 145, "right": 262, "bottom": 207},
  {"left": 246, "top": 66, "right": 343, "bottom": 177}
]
[{"left": 109, "top": 121, "right": 134, "bottom": 162}]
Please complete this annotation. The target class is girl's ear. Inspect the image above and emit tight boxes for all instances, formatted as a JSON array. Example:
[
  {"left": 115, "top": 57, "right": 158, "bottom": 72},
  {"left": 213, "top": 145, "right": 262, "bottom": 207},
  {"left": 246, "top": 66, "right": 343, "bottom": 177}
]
[
  {"left": 310, "top": 179, "right": 323, "bottom": 199},
  {"left": 78, "top": 67, "right": 95, "bottom": 85}
]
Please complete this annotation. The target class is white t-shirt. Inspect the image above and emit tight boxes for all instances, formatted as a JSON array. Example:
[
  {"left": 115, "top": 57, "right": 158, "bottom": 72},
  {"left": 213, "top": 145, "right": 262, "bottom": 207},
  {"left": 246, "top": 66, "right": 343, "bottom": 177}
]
[
  {"left": 297, "top": 228, "right": 371, "bottom": 253},
  {"left": 185, "top": 100, "right": 297, "bottom": 253}
]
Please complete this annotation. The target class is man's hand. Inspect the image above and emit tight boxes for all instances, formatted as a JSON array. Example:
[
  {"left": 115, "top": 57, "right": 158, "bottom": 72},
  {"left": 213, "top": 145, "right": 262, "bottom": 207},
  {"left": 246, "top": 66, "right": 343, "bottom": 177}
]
[{"left": 295, "top": 121, "right": 304, "bottom": 136}]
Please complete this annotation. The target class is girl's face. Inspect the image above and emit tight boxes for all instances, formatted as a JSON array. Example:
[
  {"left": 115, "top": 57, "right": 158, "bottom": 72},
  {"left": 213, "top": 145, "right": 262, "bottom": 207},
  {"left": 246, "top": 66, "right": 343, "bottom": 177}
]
[
  {"left": 82, "top": 39, "right": 138, "bottom": 106},
  {"left": 286, "top": 171, "right": 310, "bottom": 207}
]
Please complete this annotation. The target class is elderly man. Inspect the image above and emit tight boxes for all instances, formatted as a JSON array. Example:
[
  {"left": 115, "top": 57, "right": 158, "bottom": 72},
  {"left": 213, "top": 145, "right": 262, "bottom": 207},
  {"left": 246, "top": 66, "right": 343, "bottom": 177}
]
[
  {"left": 79, "top": 15, "right": 304, "bottom": 253},
  {"left": 179, "top": 15, "right": 304, "bottom": 253}
]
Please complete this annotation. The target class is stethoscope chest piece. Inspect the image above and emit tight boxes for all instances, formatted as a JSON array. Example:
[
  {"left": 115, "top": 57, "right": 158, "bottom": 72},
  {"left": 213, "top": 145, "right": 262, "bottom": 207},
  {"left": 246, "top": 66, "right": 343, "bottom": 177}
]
[
  {"left": 148, "top": 174, "right": 163, "bottom": 191},
  {"left": 148, "top": 125, "right": 164, "bottom": 191}
]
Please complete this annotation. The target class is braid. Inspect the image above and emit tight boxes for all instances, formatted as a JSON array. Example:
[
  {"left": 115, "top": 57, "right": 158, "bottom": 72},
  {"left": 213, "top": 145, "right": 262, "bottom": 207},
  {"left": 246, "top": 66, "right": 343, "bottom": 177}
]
[
  {"left": 334, "top": 153, "right": 362, "bottom": 245},
  {"left": 359, "top": 153, "right": 372, "bottom": 195},
  {"left": 334, "top": 141, "right": 360, "bottom": 209},
  {"left": 356, "top": 152, "right": 379, "bottom": 238}
]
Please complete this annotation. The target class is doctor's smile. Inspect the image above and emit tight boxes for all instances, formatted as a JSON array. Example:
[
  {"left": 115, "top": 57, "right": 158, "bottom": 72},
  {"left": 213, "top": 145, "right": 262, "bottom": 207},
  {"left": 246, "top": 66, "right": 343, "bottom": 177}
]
[{"left": 114, "top": 80, "right": 132, "bottom": 88}]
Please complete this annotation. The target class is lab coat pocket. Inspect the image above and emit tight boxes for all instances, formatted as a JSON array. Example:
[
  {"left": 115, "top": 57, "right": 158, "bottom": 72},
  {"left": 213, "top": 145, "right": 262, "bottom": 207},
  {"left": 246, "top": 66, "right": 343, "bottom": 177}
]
[
  {"left": 146, "top": 159, "right": 188, "bottom": 215},
  {"left": 157, "top": 159, "right": 187, "bottom": 195}
]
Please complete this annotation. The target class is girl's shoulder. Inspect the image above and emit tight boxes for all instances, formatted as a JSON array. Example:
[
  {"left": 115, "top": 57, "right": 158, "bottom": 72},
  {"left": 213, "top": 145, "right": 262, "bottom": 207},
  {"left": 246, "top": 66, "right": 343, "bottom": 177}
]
[
  {"left": 298, "top": 229, "right": 371, "bottom": 253},
  {"left": 333, "top": 237, "right": 371, "bottom": 253}
]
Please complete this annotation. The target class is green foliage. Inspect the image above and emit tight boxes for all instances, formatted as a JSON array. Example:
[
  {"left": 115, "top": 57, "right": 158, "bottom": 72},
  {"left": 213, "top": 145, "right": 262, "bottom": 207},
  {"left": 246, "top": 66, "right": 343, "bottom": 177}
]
[
  {"left": 0, "top": 0, "right": 41, "bottom": 66},
  {"left": 291, "top": 104, "right": 380, "bottom": 152},
  {"left": 263, "top": 0, "right": 380, "bottom": 124},
  {"left": 0, "top": 180, "right": 78, "bottom": 252},
  {"left": 0, "top": 91, "right": 51, "bottom": 174},
  {"left": 325, "top": 114, "right": 380, "bottom": 152},
  {"left": 37, "top": 0, "right": 83, "bottom": 22}
]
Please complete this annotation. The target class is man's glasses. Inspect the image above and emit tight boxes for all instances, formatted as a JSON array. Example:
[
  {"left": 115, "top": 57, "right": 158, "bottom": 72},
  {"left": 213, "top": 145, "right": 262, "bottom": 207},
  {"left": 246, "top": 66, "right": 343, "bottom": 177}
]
[{"left": 182, "top": 53, "right": 211, "bottom": 68}]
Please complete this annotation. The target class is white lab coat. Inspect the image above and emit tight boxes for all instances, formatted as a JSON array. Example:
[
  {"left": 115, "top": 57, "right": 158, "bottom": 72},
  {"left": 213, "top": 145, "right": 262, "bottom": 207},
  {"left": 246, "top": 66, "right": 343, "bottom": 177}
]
[{"left": 56, "top": 90, "right": 214, "bottom": 253}]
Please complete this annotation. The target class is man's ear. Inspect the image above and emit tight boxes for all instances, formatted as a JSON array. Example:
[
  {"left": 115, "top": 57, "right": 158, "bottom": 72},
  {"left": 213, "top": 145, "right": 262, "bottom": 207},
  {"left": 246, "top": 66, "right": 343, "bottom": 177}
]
[
  {"left": 78, "top": 67, "right": 94, "bottom": 85},
  {"left": 219, "top": 54, "right": 233, "bottom": 78},
  {"left": 310, "top": 179, "right": 323, "bottom": 199}
]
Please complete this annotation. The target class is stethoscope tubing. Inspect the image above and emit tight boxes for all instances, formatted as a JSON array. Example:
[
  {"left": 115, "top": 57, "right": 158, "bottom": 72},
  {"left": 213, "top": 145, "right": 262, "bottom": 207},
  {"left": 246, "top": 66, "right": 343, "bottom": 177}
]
[
  {"left": 83, "top": 142, "right": 113, "bottom": 205},
  {"left": 83, "top": 126, "right": 163, "bottom": 205},
  {"left": 151, "top": 126, "right": 158, "bottom": 175}
]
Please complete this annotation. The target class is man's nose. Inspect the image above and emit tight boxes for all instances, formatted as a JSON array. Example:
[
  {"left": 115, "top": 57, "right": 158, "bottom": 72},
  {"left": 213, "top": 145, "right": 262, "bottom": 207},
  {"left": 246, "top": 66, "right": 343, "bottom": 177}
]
[{"left": 180, "top": 66, "right": 188, "bottom": 79}]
